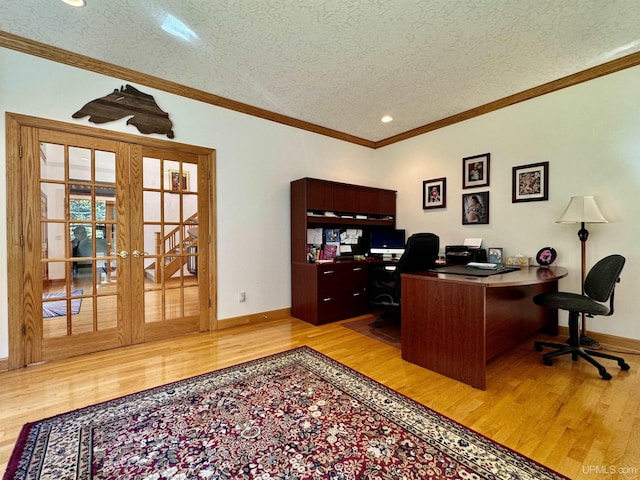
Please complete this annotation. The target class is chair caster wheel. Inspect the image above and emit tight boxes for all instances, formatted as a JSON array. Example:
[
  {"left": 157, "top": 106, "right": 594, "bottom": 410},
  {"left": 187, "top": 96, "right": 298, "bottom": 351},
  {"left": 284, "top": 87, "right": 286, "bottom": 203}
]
[
  {"left": 600, "top": 370, "right": 612, "bottom": 380},
  {"left": 534, "top": 343, "right": 543, "bottom": 352},
  {"left": 620, "top": 362, "right": 631, "bottom": 371},
  {"left": 543, "top": 358, "right": 553, "bottom": 366}
]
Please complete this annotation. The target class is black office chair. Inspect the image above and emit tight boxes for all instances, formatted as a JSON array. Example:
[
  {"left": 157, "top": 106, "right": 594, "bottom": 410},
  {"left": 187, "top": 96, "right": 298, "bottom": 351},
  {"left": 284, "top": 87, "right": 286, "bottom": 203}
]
[
  {"left": 370, "top": 233, "right": 439, "bottom": 327},
  {"left": 533, "top": 254, "right": 629, "bottom": 380}
]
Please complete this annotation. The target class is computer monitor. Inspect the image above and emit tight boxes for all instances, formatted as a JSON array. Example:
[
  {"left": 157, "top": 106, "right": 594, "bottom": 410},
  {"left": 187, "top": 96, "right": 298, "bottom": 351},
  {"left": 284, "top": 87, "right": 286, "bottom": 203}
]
[{"left": 369, "top": 229, "right": 406, "bottom": 257}]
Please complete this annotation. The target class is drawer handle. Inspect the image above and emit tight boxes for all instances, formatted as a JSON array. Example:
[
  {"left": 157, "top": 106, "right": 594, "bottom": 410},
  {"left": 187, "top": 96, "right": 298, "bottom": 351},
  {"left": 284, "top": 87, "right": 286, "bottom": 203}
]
[
  {"left": 353, "top": 292, "right": 361, "bottom": 297},
  {"left": 353, "top": 267, "right": 363, "bottom": 272},
  {"left": 323, "top": 297, "right": 333, "bottom": 302},
  {"left": 323, "top": 270, "right": 335, "bottom": 275}
]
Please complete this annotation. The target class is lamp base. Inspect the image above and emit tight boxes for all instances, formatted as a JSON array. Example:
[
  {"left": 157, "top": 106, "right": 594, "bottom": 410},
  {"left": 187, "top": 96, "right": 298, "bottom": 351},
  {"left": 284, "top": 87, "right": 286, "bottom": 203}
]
[{"left": 580, "top": 334, "right": 601, "bottom": 348}]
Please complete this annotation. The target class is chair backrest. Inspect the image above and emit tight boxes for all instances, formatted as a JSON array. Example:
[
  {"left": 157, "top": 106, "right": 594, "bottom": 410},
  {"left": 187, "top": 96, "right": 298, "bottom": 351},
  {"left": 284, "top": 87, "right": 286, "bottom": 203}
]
[
  {"left": 395, "top": 233, "right": 440, "bottom": 276},
  {"left": 584, "top": 254, "right": 625, "bottom": 302}
]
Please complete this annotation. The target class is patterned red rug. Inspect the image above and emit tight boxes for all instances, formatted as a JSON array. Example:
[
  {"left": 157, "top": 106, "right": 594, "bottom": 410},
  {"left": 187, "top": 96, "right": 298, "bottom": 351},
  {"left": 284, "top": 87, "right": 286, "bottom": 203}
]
[{"left": 4, "top": 347, "right": 567, "bottom": 479}]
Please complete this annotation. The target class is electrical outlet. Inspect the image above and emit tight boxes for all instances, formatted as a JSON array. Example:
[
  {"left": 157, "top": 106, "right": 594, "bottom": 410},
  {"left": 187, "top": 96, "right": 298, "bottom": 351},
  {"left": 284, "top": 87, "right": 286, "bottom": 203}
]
[{"left": 238, "top": 291, "right": 246, "bottom": 302}]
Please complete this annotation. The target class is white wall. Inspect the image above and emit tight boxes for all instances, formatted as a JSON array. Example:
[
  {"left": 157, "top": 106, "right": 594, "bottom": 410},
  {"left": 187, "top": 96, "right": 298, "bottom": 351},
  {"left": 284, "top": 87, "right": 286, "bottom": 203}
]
[
  {"left": 0, "top": 49, "right": 377, "bottom": 358},
  {"left": 374, "top": 65, "right": 640, "bottom": 340},
  {"left": 2, "top": 49, "right": 639, "bottom": 361}
]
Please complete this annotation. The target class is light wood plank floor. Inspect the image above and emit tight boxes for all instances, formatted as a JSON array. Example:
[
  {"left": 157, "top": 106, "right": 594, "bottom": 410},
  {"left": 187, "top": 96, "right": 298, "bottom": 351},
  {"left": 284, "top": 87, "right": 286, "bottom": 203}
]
[{"left": 1, "top": 316, "right": 639, "bottom": 479}]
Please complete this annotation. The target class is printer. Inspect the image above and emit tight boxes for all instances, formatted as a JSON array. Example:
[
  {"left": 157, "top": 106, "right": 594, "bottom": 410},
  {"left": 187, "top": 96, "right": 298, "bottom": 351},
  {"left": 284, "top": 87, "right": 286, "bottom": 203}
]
[{"left": 445, "top": 245, "right": 487, "bottom": 265}]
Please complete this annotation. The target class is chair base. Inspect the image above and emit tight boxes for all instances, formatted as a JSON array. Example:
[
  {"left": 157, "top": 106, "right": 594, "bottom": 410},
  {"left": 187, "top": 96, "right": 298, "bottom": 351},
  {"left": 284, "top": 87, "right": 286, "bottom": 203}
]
[
  {"left": 579, "top": 333, "right": 601, "bottom": 347},
  {"left": 533, "top": 312, "right": 630, "bottom": 380},
  {"left": 373, "top": 307, "right": 399, "bottom": 328}
]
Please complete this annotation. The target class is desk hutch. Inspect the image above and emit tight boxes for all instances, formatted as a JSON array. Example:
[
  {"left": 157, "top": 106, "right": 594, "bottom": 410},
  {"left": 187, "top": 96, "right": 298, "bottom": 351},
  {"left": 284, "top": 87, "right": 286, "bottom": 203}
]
[{"left": 290, "top": 177, "right": 397, "bottom": 325}]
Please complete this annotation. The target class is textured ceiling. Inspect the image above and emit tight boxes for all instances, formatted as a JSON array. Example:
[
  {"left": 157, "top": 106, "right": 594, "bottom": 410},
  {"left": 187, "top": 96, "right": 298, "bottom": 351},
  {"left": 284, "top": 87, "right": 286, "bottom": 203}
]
[{"left": 2, "top": 0, "right": 640, "bottom": 143}]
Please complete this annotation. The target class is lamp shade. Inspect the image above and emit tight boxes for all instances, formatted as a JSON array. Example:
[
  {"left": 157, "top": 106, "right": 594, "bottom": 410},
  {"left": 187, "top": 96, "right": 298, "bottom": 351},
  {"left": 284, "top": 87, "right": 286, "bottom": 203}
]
[{"left": 556, "top": 195, "right": 608, "bottom": 223}]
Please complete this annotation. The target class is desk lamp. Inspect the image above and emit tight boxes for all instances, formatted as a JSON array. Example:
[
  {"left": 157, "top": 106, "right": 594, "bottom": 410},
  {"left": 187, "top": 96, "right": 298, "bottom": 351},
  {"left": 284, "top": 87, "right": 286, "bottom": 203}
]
[{"left": 556, "top": 195, "right": 608, "bottom": 346}]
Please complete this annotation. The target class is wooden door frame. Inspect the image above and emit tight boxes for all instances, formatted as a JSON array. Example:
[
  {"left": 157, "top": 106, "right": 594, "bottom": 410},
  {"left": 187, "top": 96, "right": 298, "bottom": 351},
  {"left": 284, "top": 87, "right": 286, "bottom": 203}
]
[{"left": 5, "top": 112, "right": 218, "bottom": 370}]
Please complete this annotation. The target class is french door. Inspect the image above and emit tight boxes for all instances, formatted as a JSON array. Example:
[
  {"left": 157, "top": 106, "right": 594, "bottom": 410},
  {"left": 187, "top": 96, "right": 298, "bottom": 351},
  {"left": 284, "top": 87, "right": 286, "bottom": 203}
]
[{"left": 7, "top": 114, "right": 215, "bottom": 368}]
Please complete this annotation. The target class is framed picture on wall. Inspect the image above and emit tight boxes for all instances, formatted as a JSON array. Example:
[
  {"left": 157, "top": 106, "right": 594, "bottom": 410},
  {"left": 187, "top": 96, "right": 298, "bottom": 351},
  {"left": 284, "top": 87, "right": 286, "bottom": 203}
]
[
  {"left": 169, "top": 169, "right": 189, "bottom": 191},
  {"left": 462, "top": 153, "right": 490, "bottom": 189},
  {"left": 423, "top": 177, "right": 446, "bottom": 209},
  {"left": 462, "top": 191, "right": 489, "bottom": 224},
  {"left": 512, "top": 161, "right": 549, "bottom": 203}
]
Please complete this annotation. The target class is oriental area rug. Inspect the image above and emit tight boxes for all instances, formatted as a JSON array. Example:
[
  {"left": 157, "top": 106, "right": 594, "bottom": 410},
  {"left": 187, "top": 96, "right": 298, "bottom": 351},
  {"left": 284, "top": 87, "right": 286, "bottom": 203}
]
[
  {"left": 4, "top": 347, "right": 567, "bottom": 480},
  {"left": 42, "top": 290, "right": 83, "bottom": 318}
]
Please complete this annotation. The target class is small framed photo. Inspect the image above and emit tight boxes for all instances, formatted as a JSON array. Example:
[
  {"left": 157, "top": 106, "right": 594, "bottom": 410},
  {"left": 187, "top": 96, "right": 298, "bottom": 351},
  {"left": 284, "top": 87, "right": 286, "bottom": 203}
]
[
  {"left": 169, "top": 169, "right": 189, "bottom": 191},
  {"left": 463, "top": 153, "right": 490, "bottom": 189},
  {"left": 488, "top": 247, "right": 503, "bottom": 264},
  {"left": 423, "top": 177, "right": 446, "bottom": 209},
  {"left": 462, "top": 191, "right": 489, "bottom": 225},
  {"left": 512, "top": 161, "right": 548, "bottom": 203}
]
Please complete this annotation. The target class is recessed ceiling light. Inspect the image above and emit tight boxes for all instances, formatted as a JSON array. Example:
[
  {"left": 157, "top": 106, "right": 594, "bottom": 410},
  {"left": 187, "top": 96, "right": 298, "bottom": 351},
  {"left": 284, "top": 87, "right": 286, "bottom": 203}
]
[
  {"left": 380, "top": 115, "right": 393, "bottom": 123},
  {"left": 61, "top": 0, "right": 86, "bottom": 6}
]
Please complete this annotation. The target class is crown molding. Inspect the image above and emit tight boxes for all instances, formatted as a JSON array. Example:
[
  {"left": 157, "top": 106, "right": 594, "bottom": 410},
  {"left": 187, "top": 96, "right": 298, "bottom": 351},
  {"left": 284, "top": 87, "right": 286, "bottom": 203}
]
[
  {"left": 2, "top": 30, "right": 640, "bottom": 150},
  {"left": 375, "top": 50, "right": 640, "bottom": 148},
  {"left": 0, "top": 31, "right": 375, "bottom": 148}
]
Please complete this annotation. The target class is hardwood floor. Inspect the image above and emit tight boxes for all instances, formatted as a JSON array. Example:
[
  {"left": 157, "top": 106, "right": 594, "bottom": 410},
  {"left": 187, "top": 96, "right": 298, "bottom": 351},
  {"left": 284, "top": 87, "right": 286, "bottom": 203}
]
[{"left": 1, "top": 316, "right": 639, "bottom": 479}]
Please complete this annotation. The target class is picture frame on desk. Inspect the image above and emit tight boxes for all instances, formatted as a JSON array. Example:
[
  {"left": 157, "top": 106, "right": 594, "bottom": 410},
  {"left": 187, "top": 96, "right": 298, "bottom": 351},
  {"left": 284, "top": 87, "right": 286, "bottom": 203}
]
[
  {"left": 488, "top": 247, "right": 503, "bottom": 263},
  {"left": 422, "top": 177, "right": 446, "bottom": 209},
  {"left": 462, "top": 153, "right": 490, "bottom": 189},
  {"left": 462, "top": 191, "right": 489, "bottom": 225},
  {"left": 512, "top": 161, "right": 549, "bottom": 203}
]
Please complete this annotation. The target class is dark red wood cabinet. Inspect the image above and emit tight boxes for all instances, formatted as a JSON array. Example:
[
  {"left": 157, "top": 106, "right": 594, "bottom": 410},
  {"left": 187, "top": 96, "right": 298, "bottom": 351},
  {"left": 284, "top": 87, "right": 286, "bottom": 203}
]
[{"left": 290, "top": 177, "right": 396, "bottom": 325}]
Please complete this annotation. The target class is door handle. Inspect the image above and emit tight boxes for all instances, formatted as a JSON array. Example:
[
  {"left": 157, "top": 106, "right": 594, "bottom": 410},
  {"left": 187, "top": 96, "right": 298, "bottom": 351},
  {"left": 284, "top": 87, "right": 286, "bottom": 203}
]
[
  {"left": 111, "top": 250, "right": 129, "bottom": 258},
  {"left": 132, "top": 250, "right": 149, "bottom": 257}
]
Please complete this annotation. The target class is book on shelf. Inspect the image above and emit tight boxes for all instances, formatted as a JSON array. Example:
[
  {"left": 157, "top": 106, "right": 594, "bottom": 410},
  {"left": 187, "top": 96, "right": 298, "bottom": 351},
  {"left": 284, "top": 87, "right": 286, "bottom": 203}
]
[{"left": 323, "top": 243, "right": 338, "bottom": 260}]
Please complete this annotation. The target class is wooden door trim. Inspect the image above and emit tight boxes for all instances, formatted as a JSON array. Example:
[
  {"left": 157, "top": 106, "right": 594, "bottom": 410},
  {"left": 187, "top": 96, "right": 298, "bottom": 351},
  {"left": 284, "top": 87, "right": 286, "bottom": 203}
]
[
  {"left": 7, "top": 113, "right": 214, "bottom": 154},
  {"left": 6, "top": 114, "right": 26, "bottom": 369},
  {"left": 5, "top": 112, "right": 218, "bottom": 370},
  {"left": 201, "top": 150, "right": 217, "bottom": 332},
  {"left": 20, "top": 125, "right": 44, "bottom": 365}
]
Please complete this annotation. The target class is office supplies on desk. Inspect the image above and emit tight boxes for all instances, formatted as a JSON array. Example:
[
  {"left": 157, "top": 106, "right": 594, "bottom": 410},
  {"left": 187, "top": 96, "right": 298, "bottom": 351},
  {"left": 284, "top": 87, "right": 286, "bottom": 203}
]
[
  {"left": 464, "top": 238, "right": 483, "bottom": 249},
  {"left": 466, "top": 262, "right": 500, "bottom": 269},
  {"left": 445, "top": 245, "right": 487, "bottom": 264},
  {"left": 430, "top": 264, "right": 519, "bottom": 277}
]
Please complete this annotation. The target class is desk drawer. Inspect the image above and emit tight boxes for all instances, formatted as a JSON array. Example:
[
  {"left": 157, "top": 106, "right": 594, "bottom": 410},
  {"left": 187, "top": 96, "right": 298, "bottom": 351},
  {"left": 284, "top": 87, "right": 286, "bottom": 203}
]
[{"left": 316, "top": 261, "right": 368, "bottom": 323}]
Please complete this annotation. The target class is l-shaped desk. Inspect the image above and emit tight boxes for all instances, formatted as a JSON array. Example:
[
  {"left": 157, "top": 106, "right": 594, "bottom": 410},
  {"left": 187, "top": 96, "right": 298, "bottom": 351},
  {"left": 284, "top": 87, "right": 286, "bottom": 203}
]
[{"left": 401, "top": 266, "right": 568, "bottom": 390}]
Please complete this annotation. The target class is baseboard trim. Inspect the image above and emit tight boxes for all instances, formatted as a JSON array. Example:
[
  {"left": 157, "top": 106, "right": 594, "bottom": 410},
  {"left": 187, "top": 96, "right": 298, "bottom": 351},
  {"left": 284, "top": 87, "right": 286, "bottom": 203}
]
[
  {"left": 218, "top": 308, "right": 291, "bottom": 330},
  {"left": 557, "top": 326, "right": 640, "bottom": 353},
  {"left": 0, "top": 358, "right": 8, "bottom": 372}
]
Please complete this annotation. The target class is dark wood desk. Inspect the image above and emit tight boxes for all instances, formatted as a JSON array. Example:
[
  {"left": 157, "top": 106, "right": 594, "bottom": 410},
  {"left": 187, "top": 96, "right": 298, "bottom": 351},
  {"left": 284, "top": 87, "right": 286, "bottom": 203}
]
[{"left": 401, "top": 266, "right": 568, "bottom": 390}]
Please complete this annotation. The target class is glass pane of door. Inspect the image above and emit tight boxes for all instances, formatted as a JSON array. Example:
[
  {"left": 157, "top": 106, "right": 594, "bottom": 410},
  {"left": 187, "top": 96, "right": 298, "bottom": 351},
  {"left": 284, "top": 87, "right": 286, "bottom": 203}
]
[
  {"left": 138, "top": 149, "right": 201, "bottom": 339},
  {"left": 39, "top": 136, "right": 122, "bottom": 357}
]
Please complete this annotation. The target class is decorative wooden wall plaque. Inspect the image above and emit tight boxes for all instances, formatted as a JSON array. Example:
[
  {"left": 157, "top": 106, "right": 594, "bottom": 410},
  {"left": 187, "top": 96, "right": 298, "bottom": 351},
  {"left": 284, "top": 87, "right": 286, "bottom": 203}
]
[{"left": 73, "top": 84, "right": 175, "bottom": 138}]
